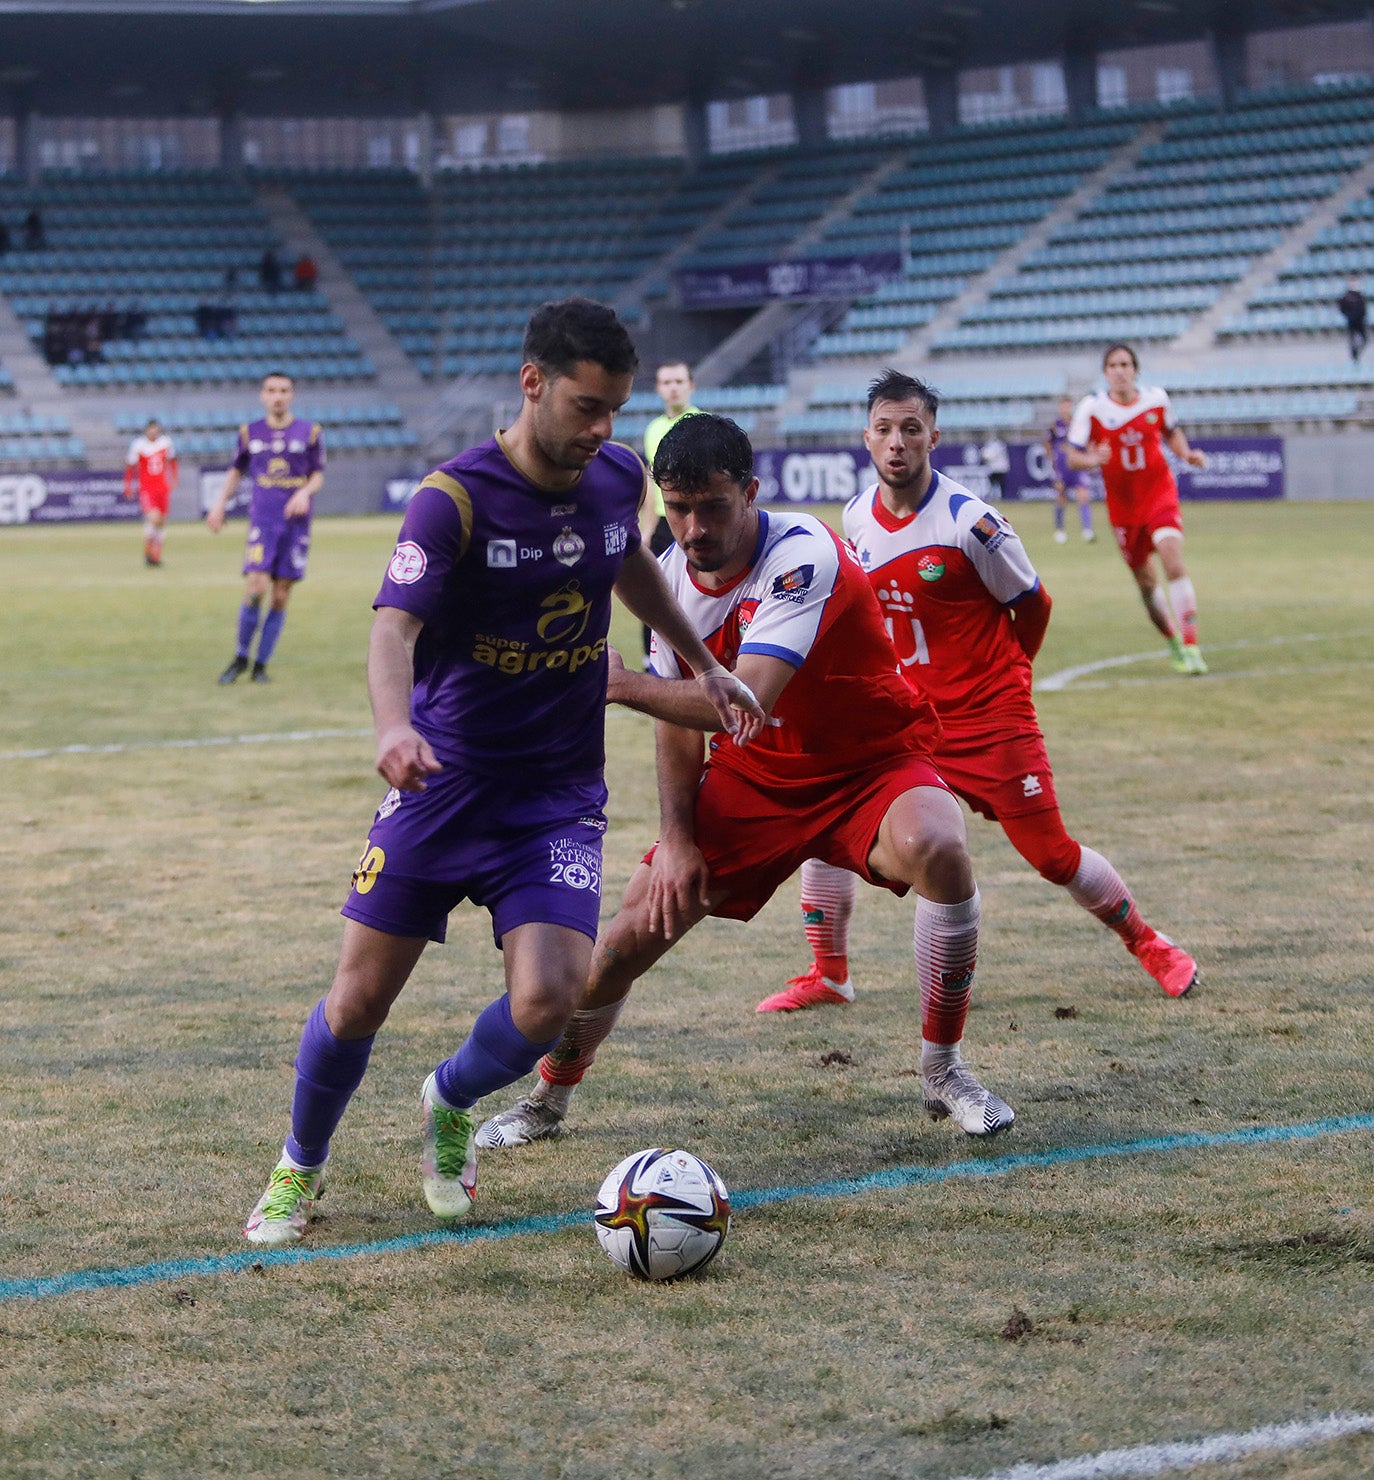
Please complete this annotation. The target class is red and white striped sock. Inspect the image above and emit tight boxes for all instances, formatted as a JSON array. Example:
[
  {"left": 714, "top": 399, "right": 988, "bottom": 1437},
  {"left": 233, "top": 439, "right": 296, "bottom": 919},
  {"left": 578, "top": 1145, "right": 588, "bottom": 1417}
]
[
  {"left": 799, "top": 858, "right": 857, "bottom": 983},
  {"left": 1168, "top": 576, "right": 1199, "bottom": 645},
  {"left": 1066, "top": 846, "right": 1151, "bottom": 949},
  {"left": 530, "top": 1000, "right": 626, "bottom": 1116},
  {"left": 914, "top": 891, "right": 980, "bottom": 1068}
]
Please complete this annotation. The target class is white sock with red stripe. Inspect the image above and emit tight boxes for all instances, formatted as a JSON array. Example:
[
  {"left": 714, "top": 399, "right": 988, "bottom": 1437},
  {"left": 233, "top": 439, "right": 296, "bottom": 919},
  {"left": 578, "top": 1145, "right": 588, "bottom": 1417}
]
[
  {"left": 1149, "top": 587, "right": 1179, "bottom": 639},
  {"left": 914, "top": 890, "right": 980, "bottom": 1069},
  {"left": 529, "top": 999, "right": 626, "bottom": 1116},
  {"left": 1168, "top": 576, "right": 1199, "bottom": 645},
  {"left": 1065, "top": 845, "right": 1151, "bottom": 950},
  {"left": 800, "top": 858, "right": 857, "bottom": 987}
]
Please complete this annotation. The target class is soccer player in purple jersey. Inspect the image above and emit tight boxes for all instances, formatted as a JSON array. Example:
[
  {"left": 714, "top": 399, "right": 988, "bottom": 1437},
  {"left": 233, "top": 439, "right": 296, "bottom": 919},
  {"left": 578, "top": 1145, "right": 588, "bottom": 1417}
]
[
  {"left": 243, "top": 298, "right": 763, "bottom": 1245},
  {"left": 207, "top": 371, "right": 326, "bottom": 684},
  {"left": 1046, "top": 396, "right": 1095, "bottom": 544}
]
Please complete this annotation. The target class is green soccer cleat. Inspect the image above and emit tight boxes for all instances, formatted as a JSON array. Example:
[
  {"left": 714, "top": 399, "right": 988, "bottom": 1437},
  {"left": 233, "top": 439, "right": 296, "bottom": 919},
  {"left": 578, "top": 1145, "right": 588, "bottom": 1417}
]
[
  {"left": 421, "top": 1072, "right": 477, "bottom": 1219},
  {"left": 1167, "top": 636, "right": 1189, "bottom": 674},
  {"left": 1182, "top": 645, "right": 1208, "bottom": 675},
  {"left": 243, "top": 1158, "right": 326, "bottom": 1245}
]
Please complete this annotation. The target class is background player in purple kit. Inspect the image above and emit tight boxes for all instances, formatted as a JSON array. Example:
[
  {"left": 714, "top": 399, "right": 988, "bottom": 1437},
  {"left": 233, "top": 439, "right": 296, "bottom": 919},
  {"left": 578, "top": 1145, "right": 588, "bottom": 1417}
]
[
  {"left": 1046, "top": 395, "right": 1095, "bottom": 544},
  {"left": 243, "top": 298, "right": 763, "bottom": 1245},
  {"left": 206, "top": 370, "right": 326, "bottom": 684}
]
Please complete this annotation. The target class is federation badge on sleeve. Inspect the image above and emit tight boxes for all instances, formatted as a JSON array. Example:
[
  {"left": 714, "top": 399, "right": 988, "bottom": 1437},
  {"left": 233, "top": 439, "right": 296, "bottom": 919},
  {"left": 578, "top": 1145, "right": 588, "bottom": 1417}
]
[{"left": 771, "top": 564, "right": 815, "bottom": 602}]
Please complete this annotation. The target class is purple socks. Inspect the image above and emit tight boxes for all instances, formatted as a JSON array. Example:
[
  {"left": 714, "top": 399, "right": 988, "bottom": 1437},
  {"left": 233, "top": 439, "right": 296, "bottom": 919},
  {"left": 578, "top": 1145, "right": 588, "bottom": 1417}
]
[
  {"left": 256, "top": 608, "right": 286, "bottom": 665},
  {"left": 434, "top": 996, "right": 562, "bottom": 1110},
  {"left": 285, "top": 999, "right": 375, "bottom": 1167},
  {"left": 236, "top": 601, "right": 261, "bottom": 660}
]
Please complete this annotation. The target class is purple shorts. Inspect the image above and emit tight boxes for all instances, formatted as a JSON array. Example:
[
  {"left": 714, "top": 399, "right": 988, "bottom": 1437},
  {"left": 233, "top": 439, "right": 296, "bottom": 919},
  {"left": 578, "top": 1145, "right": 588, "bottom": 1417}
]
[
  {"left": 244, "top": 517, "right": 311, "bottom": 581},
  {"left": 341, "top": 765, "right": 608, "bottom": 946}
]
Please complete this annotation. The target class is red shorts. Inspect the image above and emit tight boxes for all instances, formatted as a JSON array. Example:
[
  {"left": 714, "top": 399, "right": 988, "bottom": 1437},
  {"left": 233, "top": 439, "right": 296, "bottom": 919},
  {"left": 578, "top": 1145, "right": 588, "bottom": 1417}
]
[
  {"left": 139, "top": 489, "right": 170, "bottom": 518},
  {"left": 935, "top": 726, "right": 1061, "bottom": 824},
  {"left": 1111, "top": 496, "right": 1183, "bottom": 570},
  {"left": 650, "top": 751, "right": 947, "bottom": 922}
]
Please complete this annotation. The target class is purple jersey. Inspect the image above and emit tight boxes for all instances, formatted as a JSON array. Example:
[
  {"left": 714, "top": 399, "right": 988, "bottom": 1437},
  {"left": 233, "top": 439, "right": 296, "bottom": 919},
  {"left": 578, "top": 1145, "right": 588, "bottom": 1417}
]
[
  {"left": 1047, "top": 417, "right": 1088, "bottom": 487},
  {"left": 233, "top": 416, "right": 325, "bottom": 526},
  {"left": 375, "top": 433, "right": 645, "bottom": 782}
]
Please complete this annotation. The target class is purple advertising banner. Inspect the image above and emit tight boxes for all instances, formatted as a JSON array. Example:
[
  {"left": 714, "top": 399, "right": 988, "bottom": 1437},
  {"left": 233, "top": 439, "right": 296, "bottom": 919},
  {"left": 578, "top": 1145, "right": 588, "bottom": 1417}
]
[
  {"left": 0, "top": 470, "right": 140, "bottom": 525},
  {"left": 756, "top": 437, "right": 1284, "bottom": 505},
  {"left": 676, "top": 251, "right": 902, "bottom": 310}
]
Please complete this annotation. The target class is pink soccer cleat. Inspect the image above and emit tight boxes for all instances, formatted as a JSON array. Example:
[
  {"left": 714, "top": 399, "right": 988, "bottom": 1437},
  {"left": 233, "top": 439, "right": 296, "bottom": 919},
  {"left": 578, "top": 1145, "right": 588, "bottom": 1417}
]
[
  {"left": 756, "top": 964, "right": 853, "bottom": 1013},
  {"left": 1132, "top": 932, "right": 1199, "bottom": 998}
]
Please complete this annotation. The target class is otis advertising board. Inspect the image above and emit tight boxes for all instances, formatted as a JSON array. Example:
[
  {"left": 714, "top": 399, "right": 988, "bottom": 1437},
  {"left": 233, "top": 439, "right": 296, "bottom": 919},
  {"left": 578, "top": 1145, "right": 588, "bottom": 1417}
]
[{"left": 754, "top": 438, "right": 1284, "bottom": 505}]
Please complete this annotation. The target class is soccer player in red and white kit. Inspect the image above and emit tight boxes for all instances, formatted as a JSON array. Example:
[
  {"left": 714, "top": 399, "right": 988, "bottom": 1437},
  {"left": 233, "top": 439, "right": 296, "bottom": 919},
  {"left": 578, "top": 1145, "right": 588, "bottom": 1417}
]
[
  {"left": 476, "top": 411, "right": 1016, "bottom": 1147},
  {"left": 1068, "top": 343, "right": 1208, "bottom": 675},
  {"left": 123, "top": 417, "right": 178, "bottom": 566},
  {"left": 759, "top": 369, "right": 1198, "bottom": 1014}
]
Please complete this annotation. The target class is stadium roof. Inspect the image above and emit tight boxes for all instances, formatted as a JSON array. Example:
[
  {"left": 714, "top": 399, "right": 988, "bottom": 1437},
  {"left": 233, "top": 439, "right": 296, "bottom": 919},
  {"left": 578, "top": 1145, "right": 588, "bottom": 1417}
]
[{"left": 0, "top": 0, "right": 1369, "bottom": 118}]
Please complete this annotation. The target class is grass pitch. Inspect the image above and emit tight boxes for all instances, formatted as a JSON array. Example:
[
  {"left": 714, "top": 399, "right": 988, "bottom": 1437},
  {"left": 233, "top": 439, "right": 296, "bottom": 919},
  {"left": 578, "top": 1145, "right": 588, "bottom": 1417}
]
[{"left": 0, "top": 502, "right": 1371, "bottom": 1479}]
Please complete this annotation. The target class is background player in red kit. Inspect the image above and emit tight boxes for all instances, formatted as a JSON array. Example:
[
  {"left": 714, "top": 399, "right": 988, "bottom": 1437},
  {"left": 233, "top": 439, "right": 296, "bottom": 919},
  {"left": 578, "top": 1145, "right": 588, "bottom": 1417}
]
[
  {"left": 123, "top": 417, "right": 178, "bottom": 566},
  {"left": 477, "top": 412, "right": 1016, "bottom": 1149},
  {"left": 759, "top": 370, "right": 1199, "bottom": 1015},
  {"left": 1068, "top": 344, "right": 1209, "bottom": 675}
]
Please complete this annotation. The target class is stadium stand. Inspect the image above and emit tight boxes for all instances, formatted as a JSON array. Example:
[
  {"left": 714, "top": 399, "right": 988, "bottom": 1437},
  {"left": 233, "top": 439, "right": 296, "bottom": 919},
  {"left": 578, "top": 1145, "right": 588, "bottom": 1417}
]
[
  {"left": 0, "top": 173, "right": 374, "bottom": 388},
  {"left": 111, "top": 403, "right": 417, "bottom": 457},
  {"left": 935, "top": 79, "right": 1374, "bottom": 353},
  {"left": 1223, "top": 180, "right": 1374, "bottom": 341},
  {"left": 0, "top": 408, "right": 83, "bottom": 464},
  {"left": 806, "top": 114, "right": 1143, "bottom": 360}
]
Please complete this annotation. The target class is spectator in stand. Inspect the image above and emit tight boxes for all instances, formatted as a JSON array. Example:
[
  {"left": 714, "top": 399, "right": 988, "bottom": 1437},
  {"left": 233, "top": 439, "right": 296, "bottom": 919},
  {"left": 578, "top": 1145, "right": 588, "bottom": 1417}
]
[
  {"left": 1337, "top": 276, "right": 1367, "bottom": 362},
  {"left": 23, "top": 208, "right": 45, "bottom": 251},
  {"left": 260, "top": 248, "right": 283, "bottom": 295},
  {"left": 293, "top": 254, "right": 319, "bottom": 293}
]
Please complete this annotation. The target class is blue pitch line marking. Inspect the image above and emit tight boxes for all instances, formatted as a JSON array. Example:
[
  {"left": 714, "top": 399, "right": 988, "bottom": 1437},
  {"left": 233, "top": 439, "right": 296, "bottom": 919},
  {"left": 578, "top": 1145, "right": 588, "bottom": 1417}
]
[{"left": 2, "top": 1113, "right": 1370, "bottom": 1305}]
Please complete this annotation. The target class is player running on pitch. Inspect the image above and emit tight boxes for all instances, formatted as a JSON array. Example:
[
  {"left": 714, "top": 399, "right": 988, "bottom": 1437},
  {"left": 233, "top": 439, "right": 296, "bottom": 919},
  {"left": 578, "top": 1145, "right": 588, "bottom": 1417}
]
[
  {"left": 240, "top": 299, "right": 762, "bottom": 1246},
  {"left": 1046, "top": 396, "right": 1095, "bottom": 544},
  {"left": 757, "top": 370, "right": 1198, "bottom": 1015},
  {"left": 123, "top": 417, "right": 178, "bottom": 566},
  {"left": 1067, "top": 344, "right": 1208, "bottom": 675},
  {"left": 477, "top": 411, "right": 1016, "bottom": 1151},
  {"left": 206, "top": 371, "right": 325, "bottom": 684}
]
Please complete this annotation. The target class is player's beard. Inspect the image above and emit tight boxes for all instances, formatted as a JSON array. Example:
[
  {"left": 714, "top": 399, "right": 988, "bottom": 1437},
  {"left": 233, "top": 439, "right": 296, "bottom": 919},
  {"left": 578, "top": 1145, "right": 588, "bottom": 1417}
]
[
  {"left": 880, "top": 459, "right": 927, "bottom": 494},
  {"left": 533, "top": 405, "right": 600, "bottom": 472}
]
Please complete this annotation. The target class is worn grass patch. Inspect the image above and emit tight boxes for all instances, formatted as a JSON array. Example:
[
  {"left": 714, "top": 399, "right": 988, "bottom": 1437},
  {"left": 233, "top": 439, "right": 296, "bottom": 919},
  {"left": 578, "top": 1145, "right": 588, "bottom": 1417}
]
[{"left": 0, "top": 504, "right": 1371, "bottom": 1479}]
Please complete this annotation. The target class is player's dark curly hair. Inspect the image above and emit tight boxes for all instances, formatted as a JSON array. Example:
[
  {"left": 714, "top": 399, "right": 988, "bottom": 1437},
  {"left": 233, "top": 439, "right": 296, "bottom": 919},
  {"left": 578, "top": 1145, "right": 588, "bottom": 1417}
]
[
  {"left": 522, "top": 296, "right": 638, "bottom": 379},
  {"left": 867, "top": 368, "right": 939, "bottom": 419},
  {"left": 652, "top": 413, "right": 753, "bottom": 493}
]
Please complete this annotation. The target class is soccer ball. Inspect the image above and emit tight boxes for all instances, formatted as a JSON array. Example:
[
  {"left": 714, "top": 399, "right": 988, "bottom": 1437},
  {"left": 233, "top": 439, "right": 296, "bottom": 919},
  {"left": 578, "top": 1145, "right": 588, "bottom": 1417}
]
[{"left": 593, "top": 1147, "right": 731, "bottom": 1281}]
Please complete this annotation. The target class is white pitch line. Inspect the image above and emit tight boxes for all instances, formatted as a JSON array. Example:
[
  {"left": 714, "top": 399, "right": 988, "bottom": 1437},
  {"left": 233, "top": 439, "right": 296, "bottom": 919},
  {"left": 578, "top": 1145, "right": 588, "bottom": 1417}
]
[
  {"left": 0, "top": 727, "right": 371, "bottom": 763},
  {"left": 1036, "top": 630, "right": 1374, "bottom": 693},
  {"left": 951, "top": 1410, "right": 1374, "bottom": 1480}
]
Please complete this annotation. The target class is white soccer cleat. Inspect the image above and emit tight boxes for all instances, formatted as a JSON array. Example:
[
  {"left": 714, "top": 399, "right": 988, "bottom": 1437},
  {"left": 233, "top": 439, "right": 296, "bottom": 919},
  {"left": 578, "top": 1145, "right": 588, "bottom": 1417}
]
[
  {"left": 923, "top": 1063, "right": 1016, "bottom": 1136},
  {"left": 421, "top": 1073, "right": 477, "bottom": 1218},
  {"left": 475, "top": 1096, "right": 566, "bottom": 1149},
  {"left": 244, "top": 1158, "right": 326, "bottom": 1245},
  {"left": 1053, "top": 529, "right": 1068, "bottom": 544}
]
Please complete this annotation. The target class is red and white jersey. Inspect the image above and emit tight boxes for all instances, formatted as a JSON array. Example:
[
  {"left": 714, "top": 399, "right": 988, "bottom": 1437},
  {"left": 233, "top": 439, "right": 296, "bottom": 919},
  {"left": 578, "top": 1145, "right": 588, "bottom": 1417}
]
[
  {"left": 126, "top": 433, "right": 178, "bottom": 497},
  {"left": 650, "top": 508, "right": 938, "bottom": 783},
  {"left": 844, "top": 471, "right": 1040, "bottom": 734},
  {"left": 1068, "top": 387, "right": 1178, "bottom": 525}
]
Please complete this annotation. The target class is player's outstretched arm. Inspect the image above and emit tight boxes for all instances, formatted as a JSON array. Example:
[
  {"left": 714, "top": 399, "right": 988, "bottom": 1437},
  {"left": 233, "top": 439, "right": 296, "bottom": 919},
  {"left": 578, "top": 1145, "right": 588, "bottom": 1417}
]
[
  {"left": 613, "top": 545, "right": 765, "bottom": 741},
  {"left": 647, "top": 719, "right": 712, "bottom": 939},
  {"left": 608, "top": 645, "right": 789, "bottom": 742},
  {"left": 1166, "top": 426, "right": 1207, "bottom": 468},
  {"left": 283, "top": 469, "right": 325, "bottom": 520},
  {"left": 206, "top": 467, "right": 242, "bottom": 533},
  {"left": 368, "top": 606, "right": 441, "bottom": 792}
]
